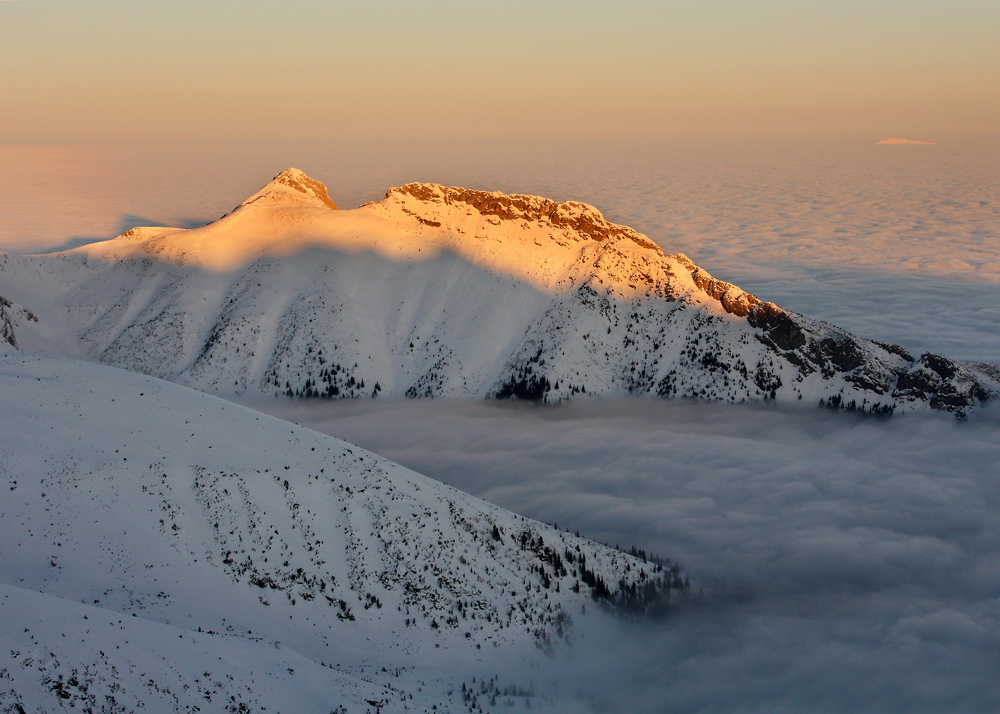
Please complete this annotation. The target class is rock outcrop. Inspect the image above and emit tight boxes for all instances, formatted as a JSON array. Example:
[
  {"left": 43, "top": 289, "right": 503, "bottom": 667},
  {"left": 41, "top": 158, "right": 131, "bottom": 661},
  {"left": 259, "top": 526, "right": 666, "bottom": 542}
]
[
  {"left": 0, "top": 295, "right": 36, "bottom": 351},
  {"left": 267, "top": 167, "right": 339, "bottom": 209},
  {"left": 1, "top": 296, "right": 17, "bottom": 349},
  {"left": 386, "top": 183, "right": 660, "bottom": 250}
]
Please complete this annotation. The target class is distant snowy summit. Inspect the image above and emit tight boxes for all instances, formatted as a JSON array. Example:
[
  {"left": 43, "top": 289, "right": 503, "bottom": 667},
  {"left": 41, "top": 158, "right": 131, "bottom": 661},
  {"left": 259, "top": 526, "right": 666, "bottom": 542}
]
[
  {"left": 875, "top": 138, "right": 936, "bottom": 145},
  {"left": 1, "top": 169, "right": 996, "bottom": 416}
]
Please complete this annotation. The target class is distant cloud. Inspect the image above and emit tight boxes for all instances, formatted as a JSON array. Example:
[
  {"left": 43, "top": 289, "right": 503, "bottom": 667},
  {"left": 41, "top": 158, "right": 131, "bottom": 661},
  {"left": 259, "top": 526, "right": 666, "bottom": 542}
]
[{"left": 875, "top": 138, "right": 936, "bottom": 145}]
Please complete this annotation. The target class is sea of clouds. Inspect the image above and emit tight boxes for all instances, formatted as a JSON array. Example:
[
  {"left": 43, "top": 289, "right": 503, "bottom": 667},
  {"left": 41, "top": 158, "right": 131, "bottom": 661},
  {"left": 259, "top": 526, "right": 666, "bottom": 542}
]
[
  {"left": 239, "top": 396, "right": 1000, "bottom": 712},
  {"left": 3, "top": 136, "right": 999, "bottom": 710}
]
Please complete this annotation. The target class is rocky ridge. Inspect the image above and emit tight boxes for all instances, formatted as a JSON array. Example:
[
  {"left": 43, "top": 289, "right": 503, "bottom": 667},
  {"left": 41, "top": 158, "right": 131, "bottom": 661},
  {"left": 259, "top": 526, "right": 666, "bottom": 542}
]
[
  {"left": 0, "top": 170, "right": 995, "bottom": 417},
  {"left": 385, "top": 182, "right": 661, "bottom": 251}
]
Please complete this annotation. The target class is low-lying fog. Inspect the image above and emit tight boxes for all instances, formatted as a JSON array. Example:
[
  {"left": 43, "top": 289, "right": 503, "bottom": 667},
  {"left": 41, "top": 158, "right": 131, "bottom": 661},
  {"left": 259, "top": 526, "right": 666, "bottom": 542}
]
[{"left": 233, "top": 395, "right": 1000, "bottom": 712}]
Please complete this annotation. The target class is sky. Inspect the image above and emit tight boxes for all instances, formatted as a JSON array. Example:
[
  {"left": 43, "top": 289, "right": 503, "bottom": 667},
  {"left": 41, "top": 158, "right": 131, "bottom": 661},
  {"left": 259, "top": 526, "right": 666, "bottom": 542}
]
[{"left": 1, "top": 0, "right": 998, "bottom": 141}]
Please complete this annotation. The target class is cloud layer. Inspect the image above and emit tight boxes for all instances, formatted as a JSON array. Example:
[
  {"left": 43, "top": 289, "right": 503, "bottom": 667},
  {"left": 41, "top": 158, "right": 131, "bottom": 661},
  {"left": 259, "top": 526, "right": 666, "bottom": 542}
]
[{"left": 236, "top": 396, "right": 1000, "bottom": 711}]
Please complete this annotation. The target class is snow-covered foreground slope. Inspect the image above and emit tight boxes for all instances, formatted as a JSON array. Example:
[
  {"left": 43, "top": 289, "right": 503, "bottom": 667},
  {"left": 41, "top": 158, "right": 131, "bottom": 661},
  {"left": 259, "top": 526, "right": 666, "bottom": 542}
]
[
  {"left": 0, "top": 584, "right": 403, "bottom": 714},
  {"left": 0, "top": 351, "right": 679, "bottom": 713},
  {"left": 1, "top": 168, "right": 996, "bottom": 415}
]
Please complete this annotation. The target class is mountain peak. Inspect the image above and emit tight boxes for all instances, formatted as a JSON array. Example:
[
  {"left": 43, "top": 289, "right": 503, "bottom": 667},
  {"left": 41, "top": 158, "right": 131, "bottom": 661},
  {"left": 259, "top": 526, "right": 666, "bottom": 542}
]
[
  {"left": 250, "top": 168, "right": 338, "bottom": 210},
  {"left": 11, "top": 169, "right": 998, "bottom": 416}
]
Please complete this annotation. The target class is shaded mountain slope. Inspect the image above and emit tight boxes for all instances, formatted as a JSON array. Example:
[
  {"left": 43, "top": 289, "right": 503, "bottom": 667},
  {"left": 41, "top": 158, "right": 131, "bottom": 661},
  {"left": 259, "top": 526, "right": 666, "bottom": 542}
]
[{"left": 0, "top": 351, "right": 678, "bottom": 712}]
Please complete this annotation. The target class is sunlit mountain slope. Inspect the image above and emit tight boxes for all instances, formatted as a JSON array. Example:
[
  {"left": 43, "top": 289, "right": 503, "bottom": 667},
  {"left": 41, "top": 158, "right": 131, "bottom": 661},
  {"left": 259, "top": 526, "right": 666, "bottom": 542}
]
[{"left": 1, "top": 169, "right": 995, "bottom": 415}]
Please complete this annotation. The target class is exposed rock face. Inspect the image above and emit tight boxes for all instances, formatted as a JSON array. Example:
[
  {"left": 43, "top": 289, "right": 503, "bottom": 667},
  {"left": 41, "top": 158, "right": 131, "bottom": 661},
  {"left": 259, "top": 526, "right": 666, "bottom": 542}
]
[
  {"left": 691, "top": 267, "right": 761, "bottom": 318},
  {"left": 1, "top": 296, "right": 17, "bottom": 349},
  {"left": 1, "top": 171, "right": 996, "bottom": 418},
  {"left": 893, "top": 353, "right": 992, "bottom": 412},
  {"left": 269, "top": 167, "right": 339, "bottom": 209},
  {"left": 749, "top": 303, "right": 806, "bottom": 351},
  {"left": 0, "top": 295, "right": 37, "bottom": 351},
  {"left": 388, "top": 183, "right": 660, "bottom": 250},
  {"left": 743, "top": 305, "right": 992, "bottom": 415}
]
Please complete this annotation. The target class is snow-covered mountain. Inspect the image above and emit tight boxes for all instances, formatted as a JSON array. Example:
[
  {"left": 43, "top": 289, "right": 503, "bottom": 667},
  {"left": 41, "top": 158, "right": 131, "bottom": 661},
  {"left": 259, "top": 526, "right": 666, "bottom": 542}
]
[
  {"left": 1, "top": 351, "right": 679, "bottom": 712},
  {"left": 1, "top": 168, "right": 995, "bottom": 415}
]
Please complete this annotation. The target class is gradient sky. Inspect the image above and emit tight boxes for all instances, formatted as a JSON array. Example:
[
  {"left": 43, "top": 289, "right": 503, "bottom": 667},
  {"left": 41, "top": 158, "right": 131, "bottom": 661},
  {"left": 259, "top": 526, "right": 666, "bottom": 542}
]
[{"left": 1, "top": 0, "right": 998, "bottom": 141}]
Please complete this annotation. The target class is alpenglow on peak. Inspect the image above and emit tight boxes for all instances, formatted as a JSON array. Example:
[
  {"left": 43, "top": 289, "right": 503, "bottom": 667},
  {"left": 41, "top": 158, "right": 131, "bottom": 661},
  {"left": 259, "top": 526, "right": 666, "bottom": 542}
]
[
  {"left": 259, "top": 167, "right": 339, "bottom": 210},
  {"left": 1, "top": 169, "right": 995, "bottom": 417}
]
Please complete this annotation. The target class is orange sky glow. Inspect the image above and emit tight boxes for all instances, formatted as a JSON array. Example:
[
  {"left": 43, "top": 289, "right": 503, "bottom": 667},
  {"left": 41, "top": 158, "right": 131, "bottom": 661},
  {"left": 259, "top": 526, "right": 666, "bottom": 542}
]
[{"left": 1, "top": 1, "right": 997, "bottom": 141}]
